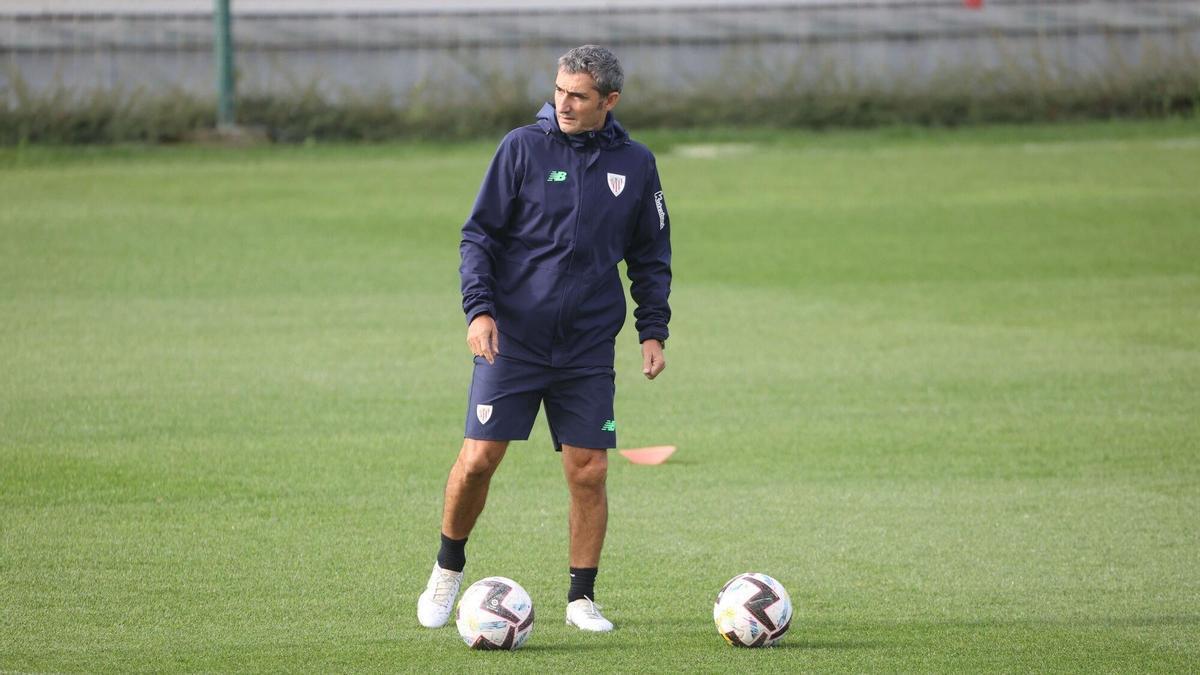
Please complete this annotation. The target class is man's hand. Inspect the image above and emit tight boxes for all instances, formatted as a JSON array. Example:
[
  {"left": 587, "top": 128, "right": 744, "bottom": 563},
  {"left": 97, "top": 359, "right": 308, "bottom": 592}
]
[
  {"left": 467, "top": 314, "right": 500, "bottom": 365},
  {"left": 641, "top": 339, "right": 666, "bottom": 380}
]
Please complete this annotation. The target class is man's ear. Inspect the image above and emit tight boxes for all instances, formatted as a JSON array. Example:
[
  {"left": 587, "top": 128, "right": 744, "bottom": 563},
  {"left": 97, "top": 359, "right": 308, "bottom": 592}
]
[{"left": 603, "top": 91, "right": 621, "bottom": 112}]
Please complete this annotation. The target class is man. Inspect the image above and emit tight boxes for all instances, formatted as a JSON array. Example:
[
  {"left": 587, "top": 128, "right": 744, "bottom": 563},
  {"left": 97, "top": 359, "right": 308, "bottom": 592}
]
[{"left": 416, "top": 45, "right": 672, "bottom": 633}]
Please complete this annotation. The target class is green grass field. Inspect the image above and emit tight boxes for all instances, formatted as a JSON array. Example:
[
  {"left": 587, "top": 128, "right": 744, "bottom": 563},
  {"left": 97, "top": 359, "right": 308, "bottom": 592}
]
[{"left": 2, "top": 119, "right": 1199, "bottom": 672}]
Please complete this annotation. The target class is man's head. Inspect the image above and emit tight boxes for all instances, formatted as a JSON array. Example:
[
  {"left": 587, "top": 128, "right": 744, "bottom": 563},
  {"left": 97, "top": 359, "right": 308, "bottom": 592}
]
[{"left": 554, "top": 45, "right": 623, "bottom": 135}]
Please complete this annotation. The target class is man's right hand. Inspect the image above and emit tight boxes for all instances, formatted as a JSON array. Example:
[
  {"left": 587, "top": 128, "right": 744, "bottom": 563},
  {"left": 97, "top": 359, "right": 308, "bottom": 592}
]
[{"left": 467, "top": 314, "right": 500, "bottom": 365}]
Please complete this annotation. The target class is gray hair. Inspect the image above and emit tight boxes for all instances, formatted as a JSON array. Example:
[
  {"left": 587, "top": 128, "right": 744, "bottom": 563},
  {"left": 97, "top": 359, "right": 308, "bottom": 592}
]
[{"left": 557, "top": 45, "right": 624, "bottom": 96}]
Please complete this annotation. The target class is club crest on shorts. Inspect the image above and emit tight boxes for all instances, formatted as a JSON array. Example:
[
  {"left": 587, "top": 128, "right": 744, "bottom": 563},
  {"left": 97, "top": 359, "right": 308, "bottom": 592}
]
[
  {"left": 476, "top": 404, "right": 493, "bottom": 425},
  {"left": 607, "top": 173, "right": 626, "bottom": 197}
]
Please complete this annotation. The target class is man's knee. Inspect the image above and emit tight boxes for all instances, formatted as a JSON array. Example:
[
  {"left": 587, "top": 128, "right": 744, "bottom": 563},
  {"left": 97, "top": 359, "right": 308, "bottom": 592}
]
[
  {"left": 457, "top": 438, "right": 508, "bottom": 479},
  {"left": 563, "top": 447, "right": 608, "bottom": 489}
]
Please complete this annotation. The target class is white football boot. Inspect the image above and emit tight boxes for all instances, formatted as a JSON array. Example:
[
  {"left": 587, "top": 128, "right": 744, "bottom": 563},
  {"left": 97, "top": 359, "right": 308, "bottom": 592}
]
[
  {"left": 416, "top": 563, "right": 463, "bottom": 628},
  {"left": 565, "top": 598, "right": 614, "bottom": 632}
]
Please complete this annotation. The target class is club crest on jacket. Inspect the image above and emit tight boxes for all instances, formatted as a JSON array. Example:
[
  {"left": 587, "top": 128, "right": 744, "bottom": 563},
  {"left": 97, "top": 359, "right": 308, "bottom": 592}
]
[{"left": 607, "top": 173, "right": 625, "bottom": 197}]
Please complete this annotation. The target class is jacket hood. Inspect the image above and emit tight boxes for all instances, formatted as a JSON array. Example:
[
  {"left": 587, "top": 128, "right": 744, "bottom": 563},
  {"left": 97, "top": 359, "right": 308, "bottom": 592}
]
[{"left": 536, "top": 102, "right": 630, "bottom": 150}]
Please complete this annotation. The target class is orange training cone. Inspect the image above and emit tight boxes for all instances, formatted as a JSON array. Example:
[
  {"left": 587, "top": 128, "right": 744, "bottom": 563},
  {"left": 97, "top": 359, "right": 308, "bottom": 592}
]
[{"left": 618, "top": 445, "right": 677, "bottom": 465}]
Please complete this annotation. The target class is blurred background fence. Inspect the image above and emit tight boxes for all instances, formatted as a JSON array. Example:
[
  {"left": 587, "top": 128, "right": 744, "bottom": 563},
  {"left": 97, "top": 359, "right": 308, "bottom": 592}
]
[{"left": 2, "top": 0, "right": 1198, "bottom": 143}]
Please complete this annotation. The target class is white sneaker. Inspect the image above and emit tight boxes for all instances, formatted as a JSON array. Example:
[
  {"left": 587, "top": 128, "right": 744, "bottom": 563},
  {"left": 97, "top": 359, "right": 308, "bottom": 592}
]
[
  {"left": 565, "top": 598, "right": 614, "bottom": 632},
  {"left": 416, "top": 563, "right": 463, "bottom": 628}
]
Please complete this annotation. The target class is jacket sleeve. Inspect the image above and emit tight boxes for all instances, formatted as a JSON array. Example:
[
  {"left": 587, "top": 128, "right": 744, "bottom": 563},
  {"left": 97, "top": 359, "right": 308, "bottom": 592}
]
[
  {"left": 460, "top": 133, "right": 522, "bottom": 325},
  {"left": 624, "top": 156, "right": 672, "bottom": 344}
]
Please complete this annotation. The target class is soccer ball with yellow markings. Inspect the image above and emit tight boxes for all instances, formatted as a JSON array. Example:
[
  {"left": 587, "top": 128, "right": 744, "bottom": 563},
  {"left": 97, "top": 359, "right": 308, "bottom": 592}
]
[{"left": 455, "top": 576, "right": 535, "bottom": 650}]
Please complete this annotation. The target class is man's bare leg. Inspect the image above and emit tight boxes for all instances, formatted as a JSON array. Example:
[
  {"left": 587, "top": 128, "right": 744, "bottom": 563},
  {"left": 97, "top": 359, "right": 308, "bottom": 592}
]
[
  {"left": 417, "top": 438, "right": 508, "bottom": 628},
  {"left": 561, "top": 444, "right": 608, "bottom": 567},
  {"left": 443, "top": 438, "right": 509, "bottom": 539},
  {"left": 561, "top": 444, "right": 614, "bottom": 631}
]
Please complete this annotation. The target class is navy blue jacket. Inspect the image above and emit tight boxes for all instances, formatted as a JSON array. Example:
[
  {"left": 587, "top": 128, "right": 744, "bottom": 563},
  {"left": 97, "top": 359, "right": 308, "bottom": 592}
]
[{"left": 460, "top": 103, "right": 672, "bottom": 368}]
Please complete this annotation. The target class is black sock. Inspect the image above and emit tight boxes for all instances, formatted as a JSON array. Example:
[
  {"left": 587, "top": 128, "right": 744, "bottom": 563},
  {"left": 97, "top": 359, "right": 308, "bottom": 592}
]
[
  {"left": 437, "top": 533, "right": 467, "bottom": 573},
  {"left": 568, "top": 567, "right": 598, "bottom": 602}
]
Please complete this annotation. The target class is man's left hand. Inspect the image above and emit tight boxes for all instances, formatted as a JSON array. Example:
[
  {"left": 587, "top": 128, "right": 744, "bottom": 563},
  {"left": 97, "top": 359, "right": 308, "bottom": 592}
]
[{"left": 641, "top": 339, "right": 666, "bottom": 380}]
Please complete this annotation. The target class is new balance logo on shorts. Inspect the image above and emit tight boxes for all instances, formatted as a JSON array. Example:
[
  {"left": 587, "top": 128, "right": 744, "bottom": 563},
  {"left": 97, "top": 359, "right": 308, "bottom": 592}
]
[{"left": 601, "top": 419, "right": 616, "bottom": 432}]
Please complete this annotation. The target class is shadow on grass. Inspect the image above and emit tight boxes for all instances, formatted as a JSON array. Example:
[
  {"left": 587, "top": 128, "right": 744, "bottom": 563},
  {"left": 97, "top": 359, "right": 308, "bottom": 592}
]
[
  {"left": 614, "top": 616, "right": 885, "bottom": 651},
  {"left": 773, "top": 638, "right": 884, "bottom": 650},
  {"left": 696, "top": 614, "right": 1200, "bottom": 653},
  {"left": 511, "top": 641, "right": 611, "bottom": 653},
  {"left": 883, "top": 614, "right": 1200, "bottom": 630}
]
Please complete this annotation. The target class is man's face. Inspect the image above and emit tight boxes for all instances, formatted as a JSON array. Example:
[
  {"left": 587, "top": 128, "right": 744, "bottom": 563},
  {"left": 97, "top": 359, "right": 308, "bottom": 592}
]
[{"left": 554, "top": 68, "right": 620, "bottom": 135}]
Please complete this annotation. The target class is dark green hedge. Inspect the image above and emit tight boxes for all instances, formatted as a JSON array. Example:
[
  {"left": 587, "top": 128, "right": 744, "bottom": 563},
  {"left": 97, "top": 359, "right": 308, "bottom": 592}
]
[{"left": 2, "top": 67, "right": 1196, "bottom": 145}]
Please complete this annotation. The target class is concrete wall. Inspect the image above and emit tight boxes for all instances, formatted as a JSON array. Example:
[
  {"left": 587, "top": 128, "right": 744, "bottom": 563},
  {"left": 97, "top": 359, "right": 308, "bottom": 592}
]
[{"left": 3, "top": 1, "right": 1197, "bottom": 103}]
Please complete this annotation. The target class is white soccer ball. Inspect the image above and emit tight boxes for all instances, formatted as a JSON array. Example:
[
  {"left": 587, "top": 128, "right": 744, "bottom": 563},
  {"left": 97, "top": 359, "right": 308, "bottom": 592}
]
[
  {"left": 713, "top": 572, "right": 793, "bottom": 647},
  {"left": 455, "top": 576, "right": 535, "bottom": 650}
]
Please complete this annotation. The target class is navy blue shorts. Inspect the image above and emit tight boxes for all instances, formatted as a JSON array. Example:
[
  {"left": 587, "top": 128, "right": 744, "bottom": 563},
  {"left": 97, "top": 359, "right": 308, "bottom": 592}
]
[{"left": 465, "top": 355, "right": 616, "bottom": 450}]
